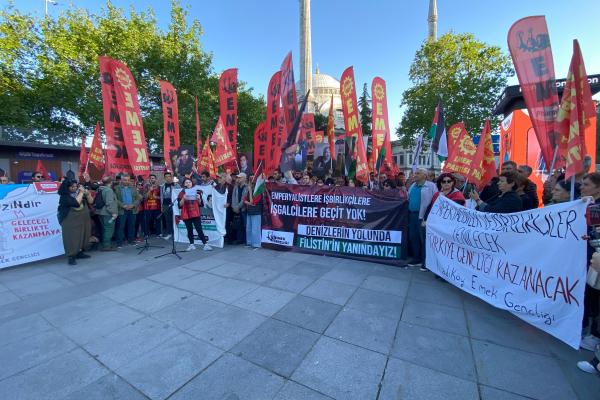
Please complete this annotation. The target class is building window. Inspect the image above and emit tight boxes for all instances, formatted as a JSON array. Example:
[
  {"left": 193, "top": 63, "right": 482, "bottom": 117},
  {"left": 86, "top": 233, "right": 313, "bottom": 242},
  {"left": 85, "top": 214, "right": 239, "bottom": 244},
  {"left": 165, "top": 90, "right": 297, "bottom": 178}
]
[
  {"left": 419, "top": 155, "right": 427, "bottom": 165},
  {"left": 398, "top": 154, "right": 405, "bottom": 166},
  {"left": 409, "top": 154, "right": 413, "bottom": 164}
]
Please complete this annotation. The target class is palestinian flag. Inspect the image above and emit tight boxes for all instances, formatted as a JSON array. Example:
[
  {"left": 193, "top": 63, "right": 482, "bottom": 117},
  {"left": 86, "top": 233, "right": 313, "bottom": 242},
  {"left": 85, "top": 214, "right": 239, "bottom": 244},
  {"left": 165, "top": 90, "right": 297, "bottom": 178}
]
[
  {"left": 429, "top": 101, "right": 447, "bottom": 160},
  {"left": 251, "top": 163, "right": 265, "bottom": 205},
  {"left": 375, "top": 146, "right": 386, "bottom": 172}
]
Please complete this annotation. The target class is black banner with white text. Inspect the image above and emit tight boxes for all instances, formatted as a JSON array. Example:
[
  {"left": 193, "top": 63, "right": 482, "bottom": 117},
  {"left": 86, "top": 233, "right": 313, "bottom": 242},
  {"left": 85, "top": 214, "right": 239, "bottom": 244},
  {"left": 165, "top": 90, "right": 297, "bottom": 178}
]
[{"left": 262, "top": 183, "right": 408, "bottom": 265}]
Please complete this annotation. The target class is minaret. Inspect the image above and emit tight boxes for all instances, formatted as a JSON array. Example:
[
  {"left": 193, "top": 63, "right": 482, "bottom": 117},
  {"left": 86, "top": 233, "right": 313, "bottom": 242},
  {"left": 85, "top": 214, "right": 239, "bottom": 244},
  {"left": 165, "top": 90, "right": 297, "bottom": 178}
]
[
  {"left": 428, "top": 0, "right": 437, "bottom": 41},
  {"left": 299, "top": 0, "right": 313, "bottom": 103}
]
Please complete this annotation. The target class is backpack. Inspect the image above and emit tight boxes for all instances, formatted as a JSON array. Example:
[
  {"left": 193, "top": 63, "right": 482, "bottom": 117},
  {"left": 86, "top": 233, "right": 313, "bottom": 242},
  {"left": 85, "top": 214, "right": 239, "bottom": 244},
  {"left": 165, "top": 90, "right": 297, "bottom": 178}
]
[{"left": 93, "top": 189, "right": 106, "bottom": 210}]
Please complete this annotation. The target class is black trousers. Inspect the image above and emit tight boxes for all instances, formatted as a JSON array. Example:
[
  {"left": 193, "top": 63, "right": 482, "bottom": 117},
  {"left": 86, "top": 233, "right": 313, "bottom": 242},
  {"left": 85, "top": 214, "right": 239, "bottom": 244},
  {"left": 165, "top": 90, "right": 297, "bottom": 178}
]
[
  {"left": 583, "top": 284, "right": 600, "bottom": 336},
  {"left": 183, "top": 217, "right": 207, "bottom": 245}
]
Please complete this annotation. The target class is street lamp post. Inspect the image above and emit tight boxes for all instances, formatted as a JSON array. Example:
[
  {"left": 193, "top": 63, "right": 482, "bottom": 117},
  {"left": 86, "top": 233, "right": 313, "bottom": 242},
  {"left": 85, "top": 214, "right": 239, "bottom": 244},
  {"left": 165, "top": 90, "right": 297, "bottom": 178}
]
[{"left": 45, "top": 0, "right": 57, "bottom": 17}]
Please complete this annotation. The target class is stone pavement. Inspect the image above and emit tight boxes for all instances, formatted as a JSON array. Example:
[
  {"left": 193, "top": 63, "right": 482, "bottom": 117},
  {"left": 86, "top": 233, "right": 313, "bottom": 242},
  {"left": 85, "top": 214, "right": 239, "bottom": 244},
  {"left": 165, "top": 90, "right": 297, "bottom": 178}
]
[{"left": 0, "top": 241, "right": 598, "bottom": 400}]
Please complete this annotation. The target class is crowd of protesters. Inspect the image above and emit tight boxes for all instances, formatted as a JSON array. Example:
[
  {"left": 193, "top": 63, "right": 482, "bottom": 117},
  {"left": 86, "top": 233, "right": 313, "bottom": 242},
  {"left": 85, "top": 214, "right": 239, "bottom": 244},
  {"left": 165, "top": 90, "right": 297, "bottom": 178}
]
[{"left": 3, "top": 154, "right": 600, "bottom": 370}]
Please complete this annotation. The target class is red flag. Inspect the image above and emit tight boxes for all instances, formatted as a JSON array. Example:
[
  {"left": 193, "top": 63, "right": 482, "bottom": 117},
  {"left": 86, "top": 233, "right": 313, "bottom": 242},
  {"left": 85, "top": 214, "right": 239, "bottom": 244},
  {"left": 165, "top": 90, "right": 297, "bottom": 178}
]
[
  {"left": 443, "top": 122, "right": 484, "bottom": 184},
  {"left": 99, "top": 56, "right": 132, "bottom": 175},
  {"left": 109, "top": 58, "right": 151, "bottom": 177},
  {"left": 36, "top": 160, "right": 50, "bottom": 181},
  {"left": 280, "top": 53, "right": 299, "bottom": 139},
  {"left": 79, "top": 134, "right": 87, "bottom": 175},
  {"left": 266, "top": 71, "right": 282, "bottom": 176},
  {"left": 160, "top": 81, "right": 180, "bottom": 172},
  {"left": 327, "top": 95, "right": 336, "bottom": 161},
  {"left": 253, "top": 121, "right": 268, "bottom": 173},
  {"left": 474, "top": 120, "right": 497, "bottom": 188},
  {"left": 198, "top": 140, "right": 217, "bottom": 178},
  {"left": 302, "top": 114, "right": 316, "bottom": 157},
  {"left": 88, "top": 122, "right": 105, "bottom": 170},
  {"left": 371, "top": 77, "right": 392, "bottom": 165},
  {"left": 340, "top": 66, "right": 369, "bottom": 184},
  {"left": 556, "top": 40, "right": 595, "bottom": 180},
  {"left": 507, "top": 16, "right": 559, "bottom": 168},
  {"left": 195, "top": 96, "right": 201, "bottom": 164},
  {"left": 219, "top": 68, "right": 238, "bottom": 161},
  {"left": 211, "top": 117, "right": 236, "bottom": 166}
]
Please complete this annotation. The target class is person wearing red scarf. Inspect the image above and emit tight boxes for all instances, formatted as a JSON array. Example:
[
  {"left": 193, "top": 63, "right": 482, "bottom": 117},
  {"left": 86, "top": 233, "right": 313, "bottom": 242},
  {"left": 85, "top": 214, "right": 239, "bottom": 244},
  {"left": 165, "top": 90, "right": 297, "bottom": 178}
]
[{"left": 423, "top": 172, "right": 466, "bottom": 222}]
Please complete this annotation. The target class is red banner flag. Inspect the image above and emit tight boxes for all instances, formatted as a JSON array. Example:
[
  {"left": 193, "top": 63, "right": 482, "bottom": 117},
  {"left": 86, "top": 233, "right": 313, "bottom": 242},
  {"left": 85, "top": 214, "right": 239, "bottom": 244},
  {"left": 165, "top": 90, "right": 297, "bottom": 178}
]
[
  {"left": 327, "top": 95, "right": 336, "bottom": 161},
  {"left": 474, "top": 120, "right": 497, "bottom": 188},
  {"left": 99, "top": 56, "right": 132, "bottom": 176},
  {"left": 211, "top": 117, "right": 236, "bottom": 167},
  {"left": 160, "top": 81, "right": 180, "bottom": 172},
  {"left": 371, "top": 77, "right": 391, "bottom": 165},
  {"left": 253, "top": 121, "right": 268, "bottom": 173},
  {"left": 88, "top": 122, "right": 105, "bottom": 171},
  {"left": 302, "top": 113, "right": 316, "bottom": 157},
  {"left": 79, "top": 134, "right": 87, "bottom": 175},
  {"left": 108, "top": 58, "right": 151, "bottom": 177},
  {"left": 198, "top": 140, "right": 217, "bottom": 178},
  {"left": 280, "top": 53, "right": 299, "bottom": 139},
  {"left": 266, "top": 71, "right": 282, "bottom": 176},
  {"left": 556, "top": 40, "right": 595, "bottom": 180},
  {"left": 36, "top": 160, "right": 50, "bottom": 181},
  {"left": 219, "top": 68, "right": 238, "bottom": 161},
  {"left": 340, "top": 66, "right": 369, "bottom": 184},
  {"left": 443, "top": 122, "right": 484, "bottom": 184},
  {"left": 507, "top": 16, "right": 559, "bottom": 168},
  {"left": 195, "top": 96, "right": 201, "bottom": 164}
]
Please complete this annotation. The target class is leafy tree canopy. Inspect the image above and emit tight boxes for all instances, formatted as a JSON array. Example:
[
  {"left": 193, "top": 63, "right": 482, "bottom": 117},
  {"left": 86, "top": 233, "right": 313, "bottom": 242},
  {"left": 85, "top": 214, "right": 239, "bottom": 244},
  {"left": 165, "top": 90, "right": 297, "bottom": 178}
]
[
  {"left": 0, "top": 0, "right": 265, "bottom": 152},
  {"left": 396, "top": 32, "right": 513, "bottom": 147}
]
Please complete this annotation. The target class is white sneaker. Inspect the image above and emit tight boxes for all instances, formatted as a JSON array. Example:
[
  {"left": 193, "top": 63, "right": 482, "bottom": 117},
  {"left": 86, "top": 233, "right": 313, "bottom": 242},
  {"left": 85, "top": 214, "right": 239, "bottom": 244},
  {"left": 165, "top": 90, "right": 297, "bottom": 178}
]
[
  {"left": 162, "top": 234, "right": 171, "bottom": 240},
  {"left": 203, "top": 244, "right": 212, "bottom": 251},
  {"left": 186, "top": 244, "right": 196, "bottom": 252},
  {"left": 580, "top": 334, "right": 600, "bottom": 351},
  {"left": 577, "top": 361, "right": 598, "bottom": 374}
]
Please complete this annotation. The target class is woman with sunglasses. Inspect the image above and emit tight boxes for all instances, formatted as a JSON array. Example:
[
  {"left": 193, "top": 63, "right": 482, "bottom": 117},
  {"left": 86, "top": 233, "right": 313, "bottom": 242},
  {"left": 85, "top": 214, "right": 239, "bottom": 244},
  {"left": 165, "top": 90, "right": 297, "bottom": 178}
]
[{"left": 423, "top": 173, "right": 466, "bottom": 222}]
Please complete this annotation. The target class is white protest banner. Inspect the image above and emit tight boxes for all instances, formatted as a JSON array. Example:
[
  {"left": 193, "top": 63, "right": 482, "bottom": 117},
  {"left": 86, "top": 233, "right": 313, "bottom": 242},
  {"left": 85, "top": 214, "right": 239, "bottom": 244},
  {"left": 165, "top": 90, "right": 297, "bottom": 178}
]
[
  {"left": 426, "top": 195, "right": 588, "bottom": 349},
  {"left": 0, "top": 183, "right": 64, "bottom": 269},
  {"left": 172, "top": 185, "right": 226, "bottom": 248}
]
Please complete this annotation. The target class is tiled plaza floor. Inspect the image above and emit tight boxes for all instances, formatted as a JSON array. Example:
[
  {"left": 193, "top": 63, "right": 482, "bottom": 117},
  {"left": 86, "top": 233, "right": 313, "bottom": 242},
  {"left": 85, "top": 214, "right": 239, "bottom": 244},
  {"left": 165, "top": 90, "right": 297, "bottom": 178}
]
[{"left": 0, "top": 241, "right": 598, "bottom": 399}]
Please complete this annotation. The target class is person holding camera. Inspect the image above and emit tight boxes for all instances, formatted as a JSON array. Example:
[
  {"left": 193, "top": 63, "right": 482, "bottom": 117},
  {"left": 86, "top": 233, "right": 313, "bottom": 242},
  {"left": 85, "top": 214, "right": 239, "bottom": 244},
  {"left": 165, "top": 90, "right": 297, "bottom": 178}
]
[
  {"left": 57, "top": 179, "right": 93, "bottom": 265},
  {"left": 95, "top": 176, "right": 118, "bottom": 251},
  {"left": 177, "top": 177, "right": 212, "bottom": 252}
]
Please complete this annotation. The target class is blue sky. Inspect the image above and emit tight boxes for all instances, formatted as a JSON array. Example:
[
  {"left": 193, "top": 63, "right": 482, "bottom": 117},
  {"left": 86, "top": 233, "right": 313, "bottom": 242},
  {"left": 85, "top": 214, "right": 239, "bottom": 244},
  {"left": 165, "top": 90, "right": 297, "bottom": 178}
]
[{"left": 5, "top": 0, "right": 600, "bottom": 134}]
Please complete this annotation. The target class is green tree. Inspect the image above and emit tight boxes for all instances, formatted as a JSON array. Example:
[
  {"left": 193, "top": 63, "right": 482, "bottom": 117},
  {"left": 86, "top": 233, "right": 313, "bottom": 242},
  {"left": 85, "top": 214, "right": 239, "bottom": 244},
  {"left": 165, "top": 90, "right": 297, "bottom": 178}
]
[
  {"left": 0, "top": 1, "right": 265, "bottom": 153},
  {"left": 396, "top": 33, "right": 513, "bottom": 146},
  {"left": 313, "top": 113, "right": 327, "bottom": 132},
  {"left": 358, "top": 83, "right": 372, "bottom": 137}
]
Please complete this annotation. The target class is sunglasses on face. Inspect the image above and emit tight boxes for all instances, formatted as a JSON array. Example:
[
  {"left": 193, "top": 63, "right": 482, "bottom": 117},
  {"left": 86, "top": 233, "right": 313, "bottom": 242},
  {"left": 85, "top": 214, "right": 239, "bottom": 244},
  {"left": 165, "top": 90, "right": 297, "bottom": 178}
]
[
  {"left": 34, "top": 175, "right": 42, "bottom": 179},
  {"left": 441, "top": 180, "right": 453, "bottom": 183}
]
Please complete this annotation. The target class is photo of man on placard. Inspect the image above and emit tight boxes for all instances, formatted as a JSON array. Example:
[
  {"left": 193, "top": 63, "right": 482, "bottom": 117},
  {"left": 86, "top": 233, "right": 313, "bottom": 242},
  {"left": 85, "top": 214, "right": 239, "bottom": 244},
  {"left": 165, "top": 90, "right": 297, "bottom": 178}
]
[
  {"left": 238, "top": 153, "right": 252, "bottom": 175},
  {"left": 175, "top": 146, "right": 194, "bottom": 177}
]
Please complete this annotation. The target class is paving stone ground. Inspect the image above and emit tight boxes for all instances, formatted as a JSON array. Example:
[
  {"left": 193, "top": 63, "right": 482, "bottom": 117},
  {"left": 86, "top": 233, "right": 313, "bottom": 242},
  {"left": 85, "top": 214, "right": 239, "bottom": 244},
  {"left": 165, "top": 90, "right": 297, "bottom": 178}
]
[{"left": 0, "top": 241, "right": 598, "bottom": 400}]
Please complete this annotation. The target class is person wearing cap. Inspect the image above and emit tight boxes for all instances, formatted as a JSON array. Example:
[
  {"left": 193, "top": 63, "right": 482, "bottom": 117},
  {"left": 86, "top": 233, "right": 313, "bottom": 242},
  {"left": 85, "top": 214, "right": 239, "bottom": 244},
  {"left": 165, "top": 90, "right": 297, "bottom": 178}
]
[{"left": 231, "top": 172, "right": 248, "bottom": 244}]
